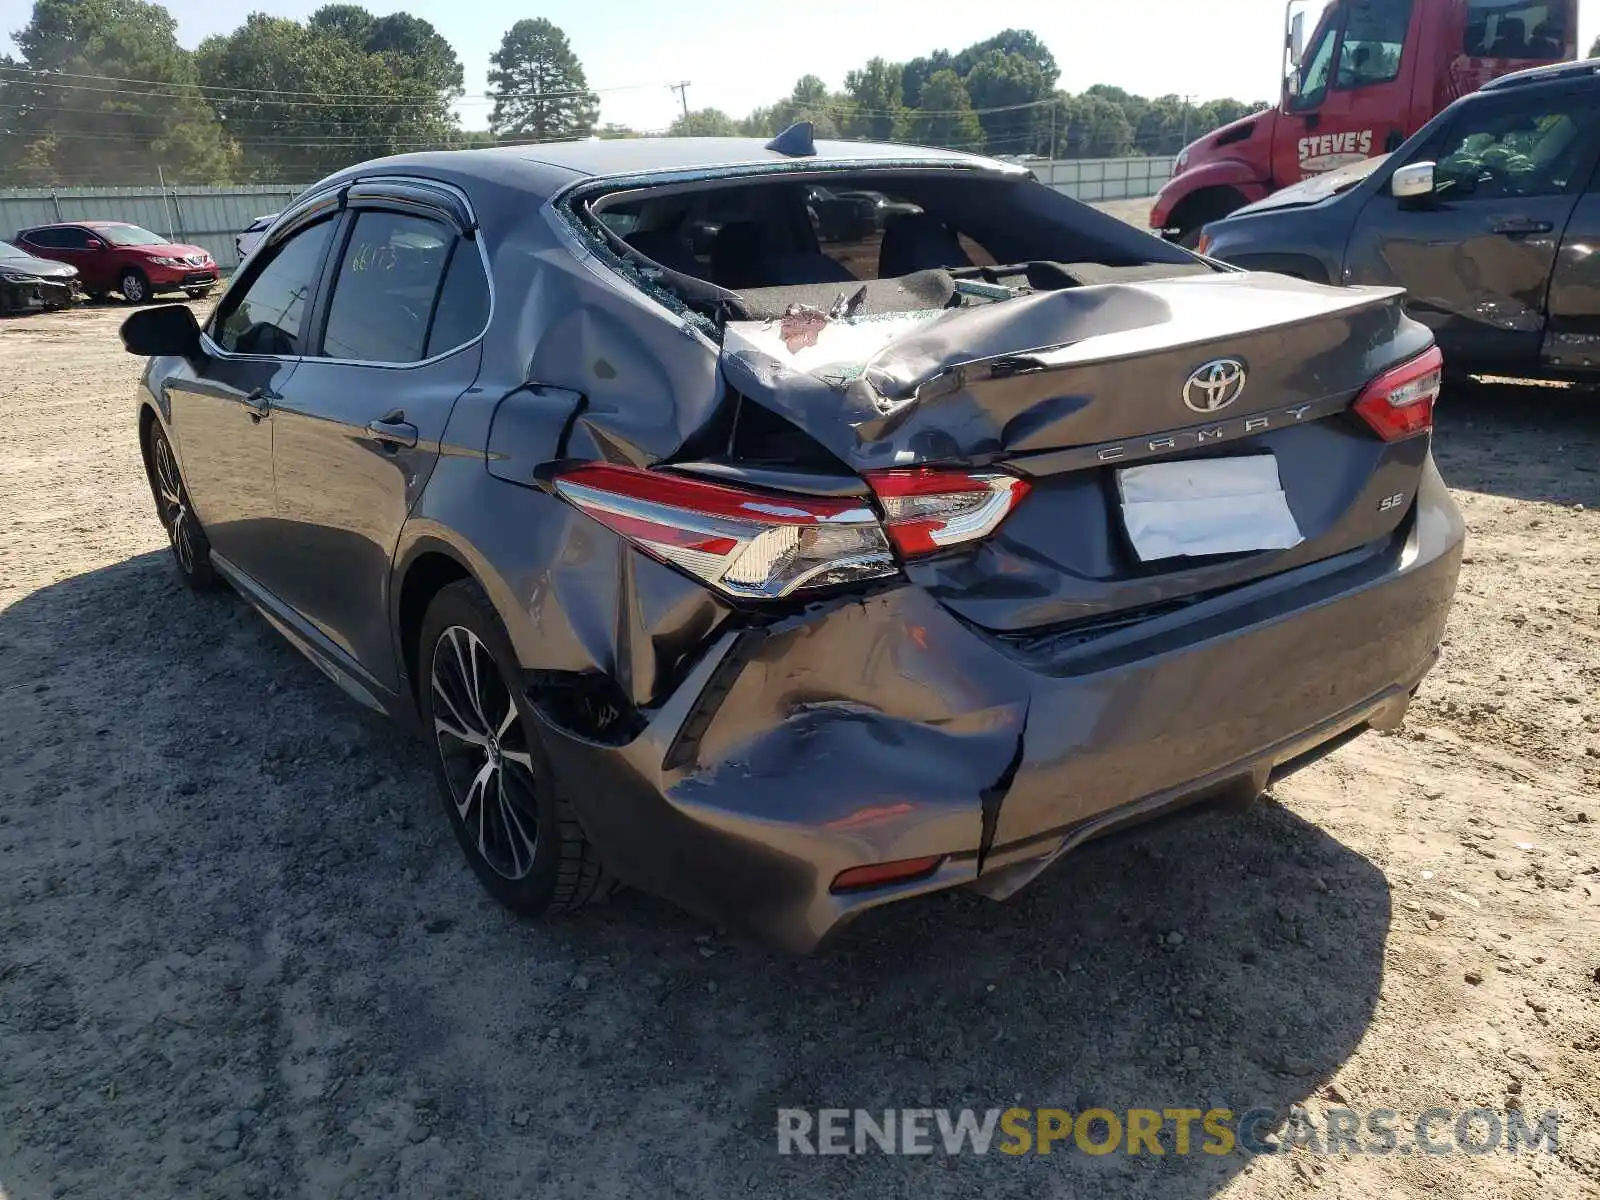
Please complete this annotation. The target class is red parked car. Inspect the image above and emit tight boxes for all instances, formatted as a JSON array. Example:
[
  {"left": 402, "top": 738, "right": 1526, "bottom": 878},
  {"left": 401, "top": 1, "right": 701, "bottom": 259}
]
[{"left": 13, "top": 221, "right": 218, "bottom": 304}]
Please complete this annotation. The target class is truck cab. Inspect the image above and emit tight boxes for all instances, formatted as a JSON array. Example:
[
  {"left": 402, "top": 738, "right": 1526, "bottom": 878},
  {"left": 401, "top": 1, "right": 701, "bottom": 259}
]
[{"left": 1151, "top": 0, "right": 1578, "bottom": 244}]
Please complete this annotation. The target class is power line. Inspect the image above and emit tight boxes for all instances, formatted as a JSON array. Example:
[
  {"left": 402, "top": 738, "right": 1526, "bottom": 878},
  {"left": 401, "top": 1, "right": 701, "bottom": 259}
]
[{"left": 0, "top": 63, "right": 673, "bottom": 105}]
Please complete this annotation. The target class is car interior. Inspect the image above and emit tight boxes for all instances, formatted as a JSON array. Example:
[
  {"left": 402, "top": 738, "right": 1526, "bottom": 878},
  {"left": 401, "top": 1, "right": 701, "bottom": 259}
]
[{"left": 579, "top": 171, "right": 1210, "bottom": 327}]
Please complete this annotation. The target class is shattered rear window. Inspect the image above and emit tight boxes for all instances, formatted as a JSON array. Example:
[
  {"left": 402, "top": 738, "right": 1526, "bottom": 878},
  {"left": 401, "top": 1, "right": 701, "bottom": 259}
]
[{"left": 559, "top": 165, "right": 1208, "bottom": 340}]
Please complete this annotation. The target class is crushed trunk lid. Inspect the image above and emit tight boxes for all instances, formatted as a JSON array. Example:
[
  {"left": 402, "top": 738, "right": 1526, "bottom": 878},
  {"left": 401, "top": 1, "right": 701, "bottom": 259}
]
[{"left": 719, "top": 272, "right": 1435, "bottom": 634}]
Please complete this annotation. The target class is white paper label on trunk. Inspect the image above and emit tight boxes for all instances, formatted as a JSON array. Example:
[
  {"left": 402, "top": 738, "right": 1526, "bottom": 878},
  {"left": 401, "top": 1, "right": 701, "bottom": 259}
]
[{"left": 1117, "top": 456, "right": 1303, "bottom": 561}]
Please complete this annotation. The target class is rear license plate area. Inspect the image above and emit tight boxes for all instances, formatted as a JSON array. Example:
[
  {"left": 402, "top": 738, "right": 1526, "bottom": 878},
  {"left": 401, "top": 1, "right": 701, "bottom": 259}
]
[{"left": 1116, "top": 456, "right": 1303, "bottom": 562}]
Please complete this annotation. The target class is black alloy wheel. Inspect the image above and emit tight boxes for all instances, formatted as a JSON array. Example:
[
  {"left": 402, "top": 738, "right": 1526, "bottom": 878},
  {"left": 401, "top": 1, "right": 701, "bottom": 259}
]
[
  {"left": 145, "top": 423, "right": 218, "bottom": 590},
  {"left": 418, "top": 581, "right": 606, "bottom": 914}
]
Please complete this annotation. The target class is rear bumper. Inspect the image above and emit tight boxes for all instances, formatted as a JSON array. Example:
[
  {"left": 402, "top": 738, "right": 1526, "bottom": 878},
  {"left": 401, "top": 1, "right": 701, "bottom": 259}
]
[{"left": 537, "top": 459, "right": 1464, "bottom": 950}]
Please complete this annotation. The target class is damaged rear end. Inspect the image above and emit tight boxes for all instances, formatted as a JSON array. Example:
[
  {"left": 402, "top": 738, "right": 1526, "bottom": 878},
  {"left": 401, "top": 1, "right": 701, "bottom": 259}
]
[{"left": 522, "top": 160, "right": 1463, "bottom": 949}]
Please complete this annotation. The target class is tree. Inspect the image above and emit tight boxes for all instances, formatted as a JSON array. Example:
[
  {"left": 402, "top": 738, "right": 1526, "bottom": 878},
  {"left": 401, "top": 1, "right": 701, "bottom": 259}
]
[
  {"left": 1, "top": 0, "right": 236, "bottom": 186},
  {"left": 965, "top": 50, "right": 1051, "bottom": 156},
  {"left": 487, "top": 19, "right": 597, "bottom": 141},
  {"left": 1061, "top": 93, "right": 1135, "bottom": 157},
  {"left": 667, "top": 108, "right": 737, "bottom": 137},
  {"left": 908, "top": 69, "right": 982, "bottom": 152},
  {"left": 307, "top": 4, "right": 375, "bottom": 46},
  {"left": 596, "top": 122, "right": 640, "bottom": 139},
  {"left": 771, "top": 75, "right": 840, "bottom": 138},
  {"left": 954, "top": 29, "right": 1059, "bottom": 89},
  {"left": 726, "top": 28, "right": 1271, "bottom": 162},
  {"left": 197, "top": 14, "right": 455, "bottom": 182},
  {"left": 308, "top": 6, "right": 463, "bottom": 98},
  {"left": 840, "top": 57, "right": 904, "bottom": 141},
  {"left": 901, "top": 49, "right": 952, "bottom": 109},
  {"left": 1587, "top": 34, "right": 1598, "bottom": 56},
  {"left": 737, "top": 106, "right": 778, "bottom": 137}
]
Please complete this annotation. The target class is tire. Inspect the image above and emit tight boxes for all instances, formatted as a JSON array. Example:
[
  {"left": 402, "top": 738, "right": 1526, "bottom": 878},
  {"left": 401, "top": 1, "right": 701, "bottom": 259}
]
[
  {"left": 185, "top": 286, "right": 213, "bottom": 301},
  {"left": 418, "top": 580, "right": 607, "bottom": 916},
  {"left": 144, "top": 422, "right": 220, "bottom": 590},
  {"left": 119, "top": 269, "right": 151, "bottom": 305}
]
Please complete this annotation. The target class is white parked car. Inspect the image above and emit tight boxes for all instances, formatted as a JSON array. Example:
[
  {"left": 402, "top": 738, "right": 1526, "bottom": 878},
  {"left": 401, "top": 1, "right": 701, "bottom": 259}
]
[{"left": 234, "top": 213, "right": 279, "bottom": 263}]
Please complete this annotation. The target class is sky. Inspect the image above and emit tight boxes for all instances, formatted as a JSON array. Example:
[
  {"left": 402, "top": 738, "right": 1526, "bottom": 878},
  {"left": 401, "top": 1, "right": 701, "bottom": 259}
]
[{"left": 3, "top": 0, "right": 1598, "bottom": 131}]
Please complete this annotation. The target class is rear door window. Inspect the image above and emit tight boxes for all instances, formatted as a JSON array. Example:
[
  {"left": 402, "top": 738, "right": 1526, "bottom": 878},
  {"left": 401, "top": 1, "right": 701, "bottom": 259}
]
[
  {"left": 213, "top": 218, "right": 336, "bottom": 355},
  {"left": 319, "top": 211, "right": 454, "bottom": 363},
  {"left": 22, "top": 229, "right": 64, "bottom": 249},
  {"left": 424, "top": 241, "right": 491, "bottom": 358}
]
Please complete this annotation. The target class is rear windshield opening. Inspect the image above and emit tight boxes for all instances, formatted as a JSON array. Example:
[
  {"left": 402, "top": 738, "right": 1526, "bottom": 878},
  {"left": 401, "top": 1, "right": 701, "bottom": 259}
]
[{"left": 572, "top": 170, "right": 1211, "bottom": 331}]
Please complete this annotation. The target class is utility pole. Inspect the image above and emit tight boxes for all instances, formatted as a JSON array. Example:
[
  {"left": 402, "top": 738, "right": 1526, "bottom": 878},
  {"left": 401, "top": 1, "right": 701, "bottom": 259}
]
[
  {"left": 669, "top": 81, "right": 691, "bottom": 121},
  {"left": 1049, "top": 103, "right": 1057, "bottom": 177},
  {"left": 1180, "top": 94, "right": 1195, "bottom": 151}
]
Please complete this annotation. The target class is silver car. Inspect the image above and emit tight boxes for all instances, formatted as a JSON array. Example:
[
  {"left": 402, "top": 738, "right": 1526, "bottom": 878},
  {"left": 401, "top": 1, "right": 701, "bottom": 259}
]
[{"left": 234, "top": 213, "right": 279, "bottom": 264}]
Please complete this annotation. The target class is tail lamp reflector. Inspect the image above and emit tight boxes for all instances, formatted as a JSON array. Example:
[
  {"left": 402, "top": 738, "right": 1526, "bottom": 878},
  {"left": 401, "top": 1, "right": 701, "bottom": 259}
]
[
  {"left": 1352, "top": 345, "right": 1443, "bottom": 441},
  {"left": 831, "top": 855, "right": 945, "bottom": 894},
  {"left": 551, "top": 463, "right": 896, "bottom": 600},
  {"left": 865, "top": 468, "right": 1032, "bottom": 558}
]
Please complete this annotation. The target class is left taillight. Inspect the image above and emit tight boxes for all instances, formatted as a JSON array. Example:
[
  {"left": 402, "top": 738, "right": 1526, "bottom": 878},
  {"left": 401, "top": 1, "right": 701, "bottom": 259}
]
[
  {"left": 551, "top": 463, "right": 897, "bottom": 600},
  {"left": 1352, "top": 346, "right": 1443, "bottom": 441}
]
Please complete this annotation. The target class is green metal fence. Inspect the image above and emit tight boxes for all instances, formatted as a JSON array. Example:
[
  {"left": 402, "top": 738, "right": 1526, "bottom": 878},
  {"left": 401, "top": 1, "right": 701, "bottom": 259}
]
[{"left": 0, "top": 184, "right": 307, "bottom": 268}]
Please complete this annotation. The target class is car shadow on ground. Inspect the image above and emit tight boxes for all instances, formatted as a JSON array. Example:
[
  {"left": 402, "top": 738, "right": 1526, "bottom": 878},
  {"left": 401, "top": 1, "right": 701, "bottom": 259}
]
[
  {"left": 1432, "top": 379, "right": 1599, "bottom": 507},
  {"left": 0, "top": 549, "right": 1390, "bottom": 1198}
]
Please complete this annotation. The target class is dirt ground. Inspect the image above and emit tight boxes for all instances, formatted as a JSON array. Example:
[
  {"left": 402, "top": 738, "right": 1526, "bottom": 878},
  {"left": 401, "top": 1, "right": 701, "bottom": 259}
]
[{"left": 0, "top": 297, "right": 1597, "bottom": 1200}]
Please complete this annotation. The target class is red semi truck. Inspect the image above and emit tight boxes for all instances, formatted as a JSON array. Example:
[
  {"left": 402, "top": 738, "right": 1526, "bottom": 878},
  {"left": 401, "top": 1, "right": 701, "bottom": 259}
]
[{"left": 1151, "top": 0, "right": 1580, "bottom": 244}]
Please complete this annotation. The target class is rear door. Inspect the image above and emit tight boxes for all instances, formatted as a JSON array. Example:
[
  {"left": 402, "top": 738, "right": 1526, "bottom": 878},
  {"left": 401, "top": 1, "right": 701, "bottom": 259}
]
[
  {"left": 1343, "top": 85, "right": 1600, "bottom": 371},
  {"left": 267, "top": 185, "right": 490, "bottom": 694}
]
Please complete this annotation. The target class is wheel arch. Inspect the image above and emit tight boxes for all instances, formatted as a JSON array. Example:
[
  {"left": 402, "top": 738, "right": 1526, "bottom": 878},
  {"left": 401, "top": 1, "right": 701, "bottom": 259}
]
[
  {"left": 137, "top": 400, "right": 164, "bottom": 475},
  {"left": 392, "top": 536, "right": 481, "bottom": 708},
  {"left": 1168, "top": 186, "right": 1252, "bottom": 242}
]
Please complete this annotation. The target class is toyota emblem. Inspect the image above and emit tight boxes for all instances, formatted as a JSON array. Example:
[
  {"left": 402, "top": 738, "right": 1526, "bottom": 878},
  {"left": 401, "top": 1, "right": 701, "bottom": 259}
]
[{"left": 1183, "top": 359, "right": 1248, "bottom": 413}]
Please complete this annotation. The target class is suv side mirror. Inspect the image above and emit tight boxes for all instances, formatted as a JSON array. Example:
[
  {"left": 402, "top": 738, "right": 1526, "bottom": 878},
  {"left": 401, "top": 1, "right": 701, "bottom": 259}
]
[
  {"left": 1391, "top": 162, "right": 1436, "bottom": 199},
  {"left": 121, "top": 304, "right": 202, "bottom": 358},
  {"left": 84, "top": 238, "right": 104, "bottom": 250}
]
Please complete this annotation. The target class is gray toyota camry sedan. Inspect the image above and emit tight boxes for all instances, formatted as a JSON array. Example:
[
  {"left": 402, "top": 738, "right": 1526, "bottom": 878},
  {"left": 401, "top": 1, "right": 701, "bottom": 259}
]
[{"left": 121, "top": 129, "right": 1464, "bottom": 950}]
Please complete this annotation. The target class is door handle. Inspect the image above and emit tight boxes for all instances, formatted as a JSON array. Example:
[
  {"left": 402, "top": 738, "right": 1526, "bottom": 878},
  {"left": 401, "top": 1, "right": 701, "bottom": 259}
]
[
  {"left": 1492, "top": 219, "right": 1553, "bottom": 238},
  {"left": 365, "top": 412, "right": 419, "bottom": 449},
  {"left": 240, "top": 387, "right": 275, "bottom": 420}
]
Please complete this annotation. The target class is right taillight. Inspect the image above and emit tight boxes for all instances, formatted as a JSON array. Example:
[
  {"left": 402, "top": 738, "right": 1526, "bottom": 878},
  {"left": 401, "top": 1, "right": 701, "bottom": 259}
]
[
  {"left": 1352, "top": 346, "right": 1444, "bottom": 441},
  {"left": 864, "top": 468, "right": 1031, "bottom": 558}
]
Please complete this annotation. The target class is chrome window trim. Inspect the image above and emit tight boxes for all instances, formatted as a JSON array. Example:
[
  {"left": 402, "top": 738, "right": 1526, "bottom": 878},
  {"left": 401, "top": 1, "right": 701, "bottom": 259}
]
[{"left": 205, "top": 175, "right": 494, "bottom": 372}]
